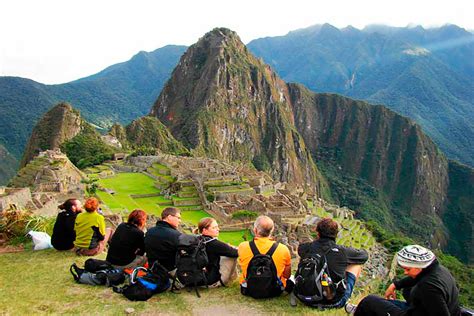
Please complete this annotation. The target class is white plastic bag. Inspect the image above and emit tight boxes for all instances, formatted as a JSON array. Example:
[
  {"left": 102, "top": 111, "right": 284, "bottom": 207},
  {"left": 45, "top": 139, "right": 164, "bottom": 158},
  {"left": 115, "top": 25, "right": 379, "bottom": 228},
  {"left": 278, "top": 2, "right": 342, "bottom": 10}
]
[{"left": 28, "top": 230, "right": 53, "bottom": 250}]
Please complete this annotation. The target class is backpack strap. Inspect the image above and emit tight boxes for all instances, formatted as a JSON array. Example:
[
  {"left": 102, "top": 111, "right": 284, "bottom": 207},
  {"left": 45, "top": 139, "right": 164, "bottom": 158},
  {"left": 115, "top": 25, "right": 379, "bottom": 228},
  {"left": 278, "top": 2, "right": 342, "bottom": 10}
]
[
  {"left": 249, "top": 240, "right": 260, "bottom": 256},
  {"left": 266, "top": 242, "right": 279, "bottom": 257},
  {"left": 249, "top": 240, "right": 279, "bottom": 257}
]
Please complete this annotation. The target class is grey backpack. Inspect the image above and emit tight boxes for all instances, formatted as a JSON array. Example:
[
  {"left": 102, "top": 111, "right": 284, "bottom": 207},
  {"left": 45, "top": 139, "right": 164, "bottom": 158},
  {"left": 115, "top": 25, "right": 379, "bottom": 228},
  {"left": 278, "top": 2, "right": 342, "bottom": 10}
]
[{"left": 70, "top": 263, "right": 125, "bottom": 286}]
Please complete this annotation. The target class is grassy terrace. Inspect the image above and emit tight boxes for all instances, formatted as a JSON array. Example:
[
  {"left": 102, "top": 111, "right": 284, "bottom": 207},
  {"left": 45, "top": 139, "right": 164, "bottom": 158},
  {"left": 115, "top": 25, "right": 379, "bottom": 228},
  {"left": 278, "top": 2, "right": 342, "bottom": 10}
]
[
  {"left": 94, "top": 171, "right": 250, "bottom": 245},
  {"left": 96, "top": 172, "right": 210, "bottom": 222}
]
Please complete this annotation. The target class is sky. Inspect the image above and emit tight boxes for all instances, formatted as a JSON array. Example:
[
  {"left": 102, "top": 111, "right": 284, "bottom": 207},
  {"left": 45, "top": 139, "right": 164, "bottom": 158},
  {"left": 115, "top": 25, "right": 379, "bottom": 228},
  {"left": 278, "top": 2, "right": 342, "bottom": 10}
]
[{"left": 1, "top": 0, "right": 472, "bottom": 84}]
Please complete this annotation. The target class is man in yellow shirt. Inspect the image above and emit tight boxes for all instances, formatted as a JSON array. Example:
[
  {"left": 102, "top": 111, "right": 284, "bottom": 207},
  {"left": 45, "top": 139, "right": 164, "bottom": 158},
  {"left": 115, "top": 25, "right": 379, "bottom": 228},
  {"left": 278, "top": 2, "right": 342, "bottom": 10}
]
[{"left": 238, "top": 215, "right": 292, "bottom": 298}]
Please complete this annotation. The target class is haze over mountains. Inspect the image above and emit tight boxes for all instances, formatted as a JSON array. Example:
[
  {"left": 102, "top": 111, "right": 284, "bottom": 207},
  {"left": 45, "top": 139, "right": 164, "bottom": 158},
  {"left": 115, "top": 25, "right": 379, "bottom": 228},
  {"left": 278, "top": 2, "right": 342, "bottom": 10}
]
[{"left": 14, "top": 27, "right": 473, "bottom": 264}]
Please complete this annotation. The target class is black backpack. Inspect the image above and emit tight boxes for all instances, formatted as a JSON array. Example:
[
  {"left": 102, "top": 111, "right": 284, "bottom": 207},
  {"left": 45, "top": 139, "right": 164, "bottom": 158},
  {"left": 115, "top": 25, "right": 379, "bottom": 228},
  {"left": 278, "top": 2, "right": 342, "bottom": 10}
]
[
  {"left": 293, "top": 247, "right": 340, "bottom": 306},
  {"left": 174, "top": 234, "right": 210, "bottom": 297},
  {"left": 114, "top": 262, "right": 171, "bottom": 301},
  {"left": 84, "top": 258, "right": 113, "bottom": 272},
  {"left": 70, "top": 263, "right": 125, "bottom": 287},
  {"left": 244, "top": 240, "right": 283, "bottom": 299}
]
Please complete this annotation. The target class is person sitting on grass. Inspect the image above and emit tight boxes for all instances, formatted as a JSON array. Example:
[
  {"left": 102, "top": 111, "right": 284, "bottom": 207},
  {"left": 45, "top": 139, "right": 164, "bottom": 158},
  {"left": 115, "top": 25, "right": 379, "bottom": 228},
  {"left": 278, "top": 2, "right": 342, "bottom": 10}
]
[
  {"left": 296, "top": 217, "right": 368, "bottom": 309},
  {"left": 74, "top": 197, "right": 113, "bottom": 256},
  {"left": 106, "top": 209, "right": 147, "bottom": 269},
  {"left": 238, "top": 215, "right": 292, "bottom": 299},
  {"left": 348, "top": 244, "right": 461, "bottom": 316},
  {"left": 51, "top": 198, "right": 82, "bottom": 251},
  {"left": 194, "top": 217, "right": 238, "bottom": 286},
  {"left": 144, "top": 207, "right": 182, "bottom": 272}
]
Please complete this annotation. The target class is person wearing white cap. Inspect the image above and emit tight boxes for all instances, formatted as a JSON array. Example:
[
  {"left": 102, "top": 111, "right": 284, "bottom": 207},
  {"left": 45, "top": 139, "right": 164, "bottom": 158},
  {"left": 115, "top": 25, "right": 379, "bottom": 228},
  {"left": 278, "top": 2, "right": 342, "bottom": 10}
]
[{"left": 346, "top": 245, "right": 461, "bottom": 316}]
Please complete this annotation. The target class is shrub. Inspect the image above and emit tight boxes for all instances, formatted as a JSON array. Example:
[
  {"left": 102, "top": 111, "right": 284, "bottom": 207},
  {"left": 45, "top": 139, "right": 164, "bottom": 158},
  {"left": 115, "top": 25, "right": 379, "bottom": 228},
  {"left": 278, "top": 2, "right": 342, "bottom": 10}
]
[
  {"left": 0, "top": 209, "right": 55, "bottom": 243},
  {"left": 61, "top": 133, "right": 115, "bottom": 169},
  {"left": 232, "top": 210, "right": 258, "bottom": 223}
]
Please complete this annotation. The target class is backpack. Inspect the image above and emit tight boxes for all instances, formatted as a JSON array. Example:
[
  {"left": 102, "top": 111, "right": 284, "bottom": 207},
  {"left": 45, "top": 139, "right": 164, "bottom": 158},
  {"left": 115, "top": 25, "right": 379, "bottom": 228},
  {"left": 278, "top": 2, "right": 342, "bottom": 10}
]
[
  {"left": 84, "top": 258, "right": 113, "bottom": 272},
  {"left": 244, "top": 240, "right": 283, "bottom": 299},
  {"left": 114, "top": 262, "right": 171, "bottom": 301},
  {"left": 70, "top": 263, "right": 125, "bottom": 287},
  {"left": 174, "top": 234, "right": 210, "bottom": 297},
  {"left": 293, "top": 247, "right": 341, "bottom": 306}
]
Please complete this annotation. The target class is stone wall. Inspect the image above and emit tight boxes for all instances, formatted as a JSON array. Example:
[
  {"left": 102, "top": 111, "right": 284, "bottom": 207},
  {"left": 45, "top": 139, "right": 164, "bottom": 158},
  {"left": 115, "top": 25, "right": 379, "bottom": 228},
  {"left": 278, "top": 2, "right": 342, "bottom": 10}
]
[{"left": 0, "top": 188, "right": 32, "bottom": 212}]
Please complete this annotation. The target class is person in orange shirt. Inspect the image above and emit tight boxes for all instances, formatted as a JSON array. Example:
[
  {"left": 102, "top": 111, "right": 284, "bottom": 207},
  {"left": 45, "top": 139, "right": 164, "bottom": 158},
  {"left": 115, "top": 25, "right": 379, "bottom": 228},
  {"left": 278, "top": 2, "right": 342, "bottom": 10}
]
[{"left": 238, "top": 215, "right": 292, "bottom": 299}]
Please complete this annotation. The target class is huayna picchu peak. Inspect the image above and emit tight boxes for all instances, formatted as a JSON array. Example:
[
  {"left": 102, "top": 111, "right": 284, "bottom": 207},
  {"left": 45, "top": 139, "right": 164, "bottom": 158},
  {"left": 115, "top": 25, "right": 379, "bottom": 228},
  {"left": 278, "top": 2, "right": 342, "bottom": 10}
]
[{"left": 150, "top": 28, "right": 326, "bottom": 195}]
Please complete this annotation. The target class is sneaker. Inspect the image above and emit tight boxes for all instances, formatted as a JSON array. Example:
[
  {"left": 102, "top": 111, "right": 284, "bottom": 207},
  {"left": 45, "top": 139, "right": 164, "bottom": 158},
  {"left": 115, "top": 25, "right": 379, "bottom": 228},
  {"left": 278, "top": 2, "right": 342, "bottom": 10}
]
[{"left": 345, "top": 303, "right": 357, "bottom": 314}]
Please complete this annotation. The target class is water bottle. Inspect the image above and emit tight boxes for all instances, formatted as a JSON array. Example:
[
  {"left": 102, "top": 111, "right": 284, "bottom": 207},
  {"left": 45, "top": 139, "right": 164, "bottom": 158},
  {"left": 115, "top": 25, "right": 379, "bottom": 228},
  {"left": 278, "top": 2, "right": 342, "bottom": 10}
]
[{"left": 321, "top": 273, "right": 335, "bottom": 300}]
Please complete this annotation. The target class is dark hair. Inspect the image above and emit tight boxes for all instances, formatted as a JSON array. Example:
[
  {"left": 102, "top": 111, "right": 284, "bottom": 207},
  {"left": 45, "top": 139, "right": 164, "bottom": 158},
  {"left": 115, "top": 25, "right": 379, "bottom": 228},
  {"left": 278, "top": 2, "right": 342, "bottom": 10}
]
[
  {"left": 194, "top": 217, "right": 216, "bottom": 234},
  {"left": 316, "top": 218, "right": 339, "bottom": 239},
  {"left": 84, "top": 197, "right": 99, "bottom": 213},
  {"left": 161, "top": 207, "right": 179, "bottom": 219},
  {"left": 128, "top": 209, "right": 147, "bottom": 228},
  {"left": 58, "top": 199, "right": 78, "bottom": 212}
]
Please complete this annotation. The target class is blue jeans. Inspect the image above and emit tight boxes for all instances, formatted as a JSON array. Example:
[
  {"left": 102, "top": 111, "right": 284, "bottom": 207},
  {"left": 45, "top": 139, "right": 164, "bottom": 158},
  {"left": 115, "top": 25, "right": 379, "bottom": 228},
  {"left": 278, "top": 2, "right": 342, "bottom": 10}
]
[{"left": 331, "top": 271, "right": 357, "bottom": 307}]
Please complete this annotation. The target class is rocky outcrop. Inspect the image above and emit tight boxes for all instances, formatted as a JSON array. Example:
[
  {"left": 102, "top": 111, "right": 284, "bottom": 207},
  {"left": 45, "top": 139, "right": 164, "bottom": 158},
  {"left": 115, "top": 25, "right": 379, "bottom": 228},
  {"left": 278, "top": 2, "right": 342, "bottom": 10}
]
[
  {"left": 150, "top": 28, "right": 326, "bottom": 195},
  {"left": 290, "top": 87, "right": 448, "bottom": 215},
  {"left": 20, "top": 103, "right": 82, "bottom": 168}
]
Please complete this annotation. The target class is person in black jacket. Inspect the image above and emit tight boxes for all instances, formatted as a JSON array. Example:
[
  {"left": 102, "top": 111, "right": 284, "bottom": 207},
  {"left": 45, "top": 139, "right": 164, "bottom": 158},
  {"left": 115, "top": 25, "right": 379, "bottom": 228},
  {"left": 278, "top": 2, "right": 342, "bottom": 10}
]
[
  {"left": 351, "top": 245, "right": 461, "bottom": 316},
  {"left": 106, "top": 209, "right": 147, "bottom": 269},
  {"left": 297, "top": 217, "right": 368, "bottom": 308},
  {"left": 51, "top": 198, "right": 82, "bottom": 250},
  {"left": 194, "top": 217, "right": 238, "bottom": 286},
  {"left": 144, "top": 207, "right": 182, "bottom": 271}
]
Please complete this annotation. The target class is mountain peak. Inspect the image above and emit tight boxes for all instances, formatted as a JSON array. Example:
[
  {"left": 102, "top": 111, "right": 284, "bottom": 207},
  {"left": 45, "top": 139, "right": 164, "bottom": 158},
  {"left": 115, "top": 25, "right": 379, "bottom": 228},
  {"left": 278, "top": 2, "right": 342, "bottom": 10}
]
[
  {"left": 202, "top": 27, "right": 240, "bottom": 42},
  {"left": 20, "top": 102, "right": 83, "bottom": 168}
]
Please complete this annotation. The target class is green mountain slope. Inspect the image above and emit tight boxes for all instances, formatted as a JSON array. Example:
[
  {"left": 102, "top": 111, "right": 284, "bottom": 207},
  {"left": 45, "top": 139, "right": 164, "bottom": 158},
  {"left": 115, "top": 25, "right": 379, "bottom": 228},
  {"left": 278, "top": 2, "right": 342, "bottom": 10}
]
[
  {"left": 0, "top": 144, "right": 17, "bottom": 185},
  {"left": 248, "top": 24, "right": 474, "bottom": 167},
  {"left": 0, "top": 45, "right": 186, "bottom": 183}
]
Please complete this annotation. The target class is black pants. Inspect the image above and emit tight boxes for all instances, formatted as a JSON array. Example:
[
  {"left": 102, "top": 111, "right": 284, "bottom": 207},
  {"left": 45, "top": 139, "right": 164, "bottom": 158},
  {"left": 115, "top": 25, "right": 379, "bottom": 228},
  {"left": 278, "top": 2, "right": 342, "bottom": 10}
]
[{"left": 355, "top": 288, "right": 411, "bottom": 316}]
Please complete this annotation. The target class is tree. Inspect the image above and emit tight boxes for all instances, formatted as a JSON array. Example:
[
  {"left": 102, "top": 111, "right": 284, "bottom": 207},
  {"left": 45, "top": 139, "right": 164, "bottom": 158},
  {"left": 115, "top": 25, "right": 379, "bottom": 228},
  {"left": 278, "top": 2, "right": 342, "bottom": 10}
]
[{"left": 81, "top": 178, "right": 99, "bottom": 196}]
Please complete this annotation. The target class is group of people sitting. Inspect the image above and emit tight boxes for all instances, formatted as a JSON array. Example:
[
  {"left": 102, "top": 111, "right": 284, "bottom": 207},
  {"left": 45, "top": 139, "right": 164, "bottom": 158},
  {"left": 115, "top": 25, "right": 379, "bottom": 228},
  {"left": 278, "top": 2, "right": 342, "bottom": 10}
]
[{"left": 51, "top": 197, "right": 463, "bottom": 315}]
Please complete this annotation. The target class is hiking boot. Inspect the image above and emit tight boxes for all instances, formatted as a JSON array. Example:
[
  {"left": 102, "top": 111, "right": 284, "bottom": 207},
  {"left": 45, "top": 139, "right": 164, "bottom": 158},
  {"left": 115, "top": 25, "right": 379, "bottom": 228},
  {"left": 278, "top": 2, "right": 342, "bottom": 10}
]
[{"left": 345, "top": 303, "right": 357, "bottom": 314}]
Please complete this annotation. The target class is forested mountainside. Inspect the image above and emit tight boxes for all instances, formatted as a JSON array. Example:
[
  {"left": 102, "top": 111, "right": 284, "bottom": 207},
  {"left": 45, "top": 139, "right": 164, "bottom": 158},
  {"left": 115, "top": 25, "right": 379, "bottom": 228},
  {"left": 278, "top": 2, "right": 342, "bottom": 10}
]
[
  {"left": 248, "top": 24, "right": 474, "bottom": 167},
  {"left": 0, "top": 45, "right": 186, "bottom": 184}
]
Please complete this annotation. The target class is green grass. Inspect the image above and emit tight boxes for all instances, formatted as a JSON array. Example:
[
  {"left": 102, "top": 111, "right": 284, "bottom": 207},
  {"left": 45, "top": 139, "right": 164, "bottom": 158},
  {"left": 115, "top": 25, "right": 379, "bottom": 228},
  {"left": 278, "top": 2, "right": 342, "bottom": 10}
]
[
  {"left": 179, "top": 210, "right": 211, "bottom": 225},
  {"left": 98, "top": 173, "right": 158, "bottom": 195},
  {"left": 219, "top": 229, "right": 252, "bottom": 246},
  {"left": 0, "top": 248, "right": 355, "bottom": 315},
  {"left": 96, "top": 173, "right": 168, "bottom": 213}
]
